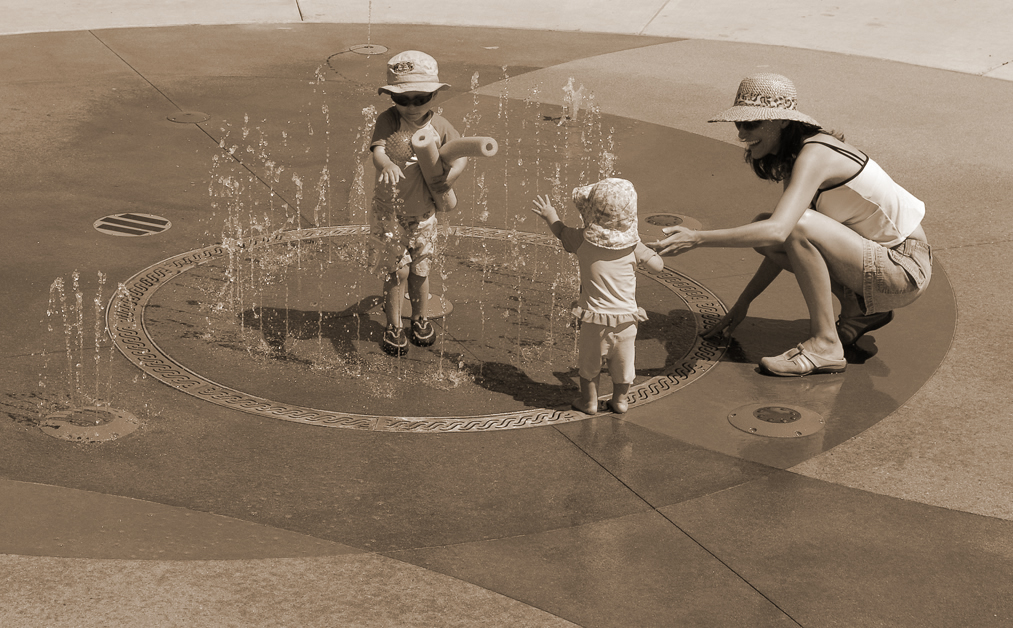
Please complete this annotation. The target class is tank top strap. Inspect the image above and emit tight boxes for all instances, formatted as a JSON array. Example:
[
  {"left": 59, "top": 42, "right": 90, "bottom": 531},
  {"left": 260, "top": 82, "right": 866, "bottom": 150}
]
[{"left": 803, "top": 138, "right": 867, "bottom": 167}]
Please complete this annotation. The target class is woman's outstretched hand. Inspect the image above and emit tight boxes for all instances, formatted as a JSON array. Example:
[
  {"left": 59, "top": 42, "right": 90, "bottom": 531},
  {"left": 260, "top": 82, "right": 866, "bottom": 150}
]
[
  {"left": 701, "top": 301, "right": 748, "bottom": 342},
  {"left": 647, "top": 226, "right": 700, "bottom": 256}
]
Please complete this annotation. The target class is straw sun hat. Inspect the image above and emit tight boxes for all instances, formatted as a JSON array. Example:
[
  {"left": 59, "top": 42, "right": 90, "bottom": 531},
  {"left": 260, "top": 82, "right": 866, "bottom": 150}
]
[
  {"left": 709, "top": 73, "right": 820, "bottom": 127},
  {"left": 573, "top": 178, "right": 640, "bottom": 250},
  {"left": 377, "top": 50, "right": 451, "bottom": 95}
]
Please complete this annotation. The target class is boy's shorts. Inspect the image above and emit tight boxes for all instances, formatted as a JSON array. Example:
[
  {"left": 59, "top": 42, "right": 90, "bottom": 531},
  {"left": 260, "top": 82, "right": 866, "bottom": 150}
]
[{"left": 368, "top": 207, "right": 438, "bottom": 278}]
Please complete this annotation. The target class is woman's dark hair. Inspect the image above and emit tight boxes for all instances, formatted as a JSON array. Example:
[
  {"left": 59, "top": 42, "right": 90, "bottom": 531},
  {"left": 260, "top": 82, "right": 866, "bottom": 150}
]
[{"left": 748, "top": 121, "right": 844, "bottom": 182}]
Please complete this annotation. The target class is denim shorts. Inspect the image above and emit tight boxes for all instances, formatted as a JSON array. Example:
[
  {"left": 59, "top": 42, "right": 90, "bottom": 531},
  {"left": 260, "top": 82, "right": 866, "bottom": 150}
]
[{"left": 860, "top": 237, "right": 932, "bottom": 314}]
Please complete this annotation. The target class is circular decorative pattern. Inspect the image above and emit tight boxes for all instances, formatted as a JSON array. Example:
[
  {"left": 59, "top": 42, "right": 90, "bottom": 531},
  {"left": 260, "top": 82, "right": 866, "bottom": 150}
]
[
  {"left": 727, "top": 403, "right": 825, "bottom": 438},
  {"left": 106, "top": 225, "right": 727, "bottom": 432},
  {"left": 93, "top": 213, "right": 171, "bottom": 237},
  {"left": 40, "top": 407, "right": 139, "bottom": 443}
]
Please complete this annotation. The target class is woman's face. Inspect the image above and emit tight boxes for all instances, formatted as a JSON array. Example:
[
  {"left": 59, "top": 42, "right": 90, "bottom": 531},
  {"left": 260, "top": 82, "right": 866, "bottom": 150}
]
[{"left": 735, "top": 119, "right": 787, "bottom": 159}]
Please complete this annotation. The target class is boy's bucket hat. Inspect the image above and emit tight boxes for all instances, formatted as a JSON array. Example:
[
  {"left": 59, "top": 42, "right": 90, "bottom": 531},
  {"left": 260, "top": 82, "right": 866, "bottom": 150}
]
[
  {"left": 573, "top": 178, "right": 640, "bottom": 250},
  {"left": 709, "top": 73, "right": 820, "bottom": 127},
  {"left": 378, "top": 50, "right": 450, "bottom": 95}
]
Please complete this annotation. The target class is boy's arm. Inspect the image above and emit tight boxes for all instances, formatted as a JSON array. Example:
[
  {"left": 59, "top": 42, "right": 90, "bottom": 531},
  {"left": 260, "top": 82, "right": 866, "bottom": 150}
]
[
  {"left": 372, "top": 146, "right": 403, "bottom": 185},
  {"left": 429, "top": 156, "right": 467, "bottom": 194},
  {"left": 444, "top": 156, "right": 468, "bottom": 186},
  {"left": 429, "top": 118, "right": 468, "bottom": 193}
]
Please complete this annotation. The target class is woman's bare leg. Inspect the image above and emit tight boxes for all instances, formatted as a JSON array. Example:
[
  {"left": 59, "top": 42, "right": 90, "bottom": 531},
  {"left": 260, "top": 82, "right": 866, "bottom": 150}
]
[{"left": 782, "top": 209, "right": 867, "bottom": 358}]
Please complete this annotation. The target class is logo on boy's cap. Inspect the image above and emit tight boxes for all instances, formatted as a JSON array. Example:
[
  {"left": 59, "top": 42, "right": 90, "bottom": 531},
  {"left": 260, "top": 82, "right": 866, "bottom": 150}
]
[
  {"left": 378, "top": 50, "right": 451, "bottom": 95},
  {"left": 391, "top": 60, "right": 417, "bottom": 74}
]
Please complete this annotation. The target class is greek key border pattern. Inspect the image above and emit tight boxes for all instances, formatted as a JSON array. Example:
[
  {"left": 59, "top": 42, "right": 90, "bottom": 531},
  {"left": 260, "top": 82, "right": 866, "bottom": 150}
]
[{"left": 107, "top": 225, "right": 727, "bottom": 432}]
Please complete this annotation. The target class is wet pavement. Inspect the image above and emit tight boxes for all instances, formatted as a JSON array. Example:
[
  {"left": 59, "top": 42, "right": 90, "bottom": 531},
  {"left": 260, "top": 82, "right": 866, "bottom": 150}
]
[{"left": 1, "top": 5, "right": 1012, "bottom": 628}]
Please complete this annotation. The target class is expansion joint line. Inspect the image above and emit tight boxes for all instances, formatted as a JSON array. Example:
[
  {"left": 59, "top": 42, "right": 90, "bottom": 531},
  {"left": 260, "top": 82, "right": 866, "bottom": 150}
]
[
  {"left": 553, "top": 425, "right": 805, "bottom": 627},
  {"left": 639, "top": 0, "right": 671, "bottom": 36},
  {"left": 89, "top": 30, "right": 181, "bottom": 109},
  {"left": 87, "top": 30, "right": 315, "bottom": 230}
]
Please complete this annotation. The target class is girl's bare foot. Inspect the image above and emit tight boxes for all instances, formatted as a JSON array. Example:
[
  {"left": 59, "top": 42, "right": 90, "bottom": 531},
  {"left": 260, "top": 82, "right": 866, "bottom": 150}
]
[
  {"left": 571, "top": 398, "right": 597, "bottom": 415},
  {"left": 607, "top": 398, "right": 628, "bottom": 414}
]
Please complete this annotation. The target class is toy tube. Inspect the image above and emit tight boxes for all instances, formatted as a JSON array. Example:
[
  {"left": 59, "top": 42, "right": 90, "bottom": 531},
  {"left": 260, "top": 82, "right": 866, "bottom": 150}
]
[
  {"left": 411, "top": 129, "right": 456, "bottom": 211},
  {"left": 439, "top": 136, "right": 498, "bottom": 161}
]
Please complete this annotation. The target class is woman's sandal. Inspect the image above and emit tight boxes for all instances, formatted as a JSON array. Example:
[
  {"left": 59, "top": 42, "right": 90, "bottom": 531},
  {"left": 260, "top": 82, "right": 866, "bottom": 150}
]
[
  {"left": 836, "top": 310, "right": 894, "bottom": 346},
  {"left": 760, "top": 344, "right": 847, "bottom": 377}
]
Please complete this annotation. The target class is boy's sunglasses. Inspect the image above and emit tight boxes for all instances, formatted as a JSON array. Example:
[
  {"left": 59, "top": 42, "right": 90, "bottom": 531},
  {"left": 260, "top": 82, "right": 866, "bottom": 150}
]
[
  {"left": 734, "top": 120, "right": 764, "bottom": 131},
  {"left": 391, "top": 92, "right": 435, "bottom": 107}
]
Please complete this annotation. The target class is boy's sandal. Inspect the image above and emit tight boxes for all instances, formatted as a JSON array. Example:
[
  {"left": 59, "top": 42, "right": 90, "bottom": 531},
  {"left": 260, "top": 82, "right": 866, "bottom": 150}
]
[
  {"left": 381, "top": 324, "right": 409, "bottom": 356},
  {"left": 836, "top": 310, "right": 894, "bottom": 346},
  {"left": 760, "top": 344, "right": 846, "bottom": 377},
  {"left": 409, "top": 317, "right": 437, "bottom": 347}
]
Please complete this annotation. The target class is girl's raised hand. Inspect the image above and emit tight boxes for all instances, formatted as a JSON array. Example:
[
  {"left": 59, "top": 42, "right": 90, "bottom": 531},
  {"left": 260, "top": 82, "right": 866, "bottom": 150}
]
[{"left": 531, "top": 195, "right": 558, "bottom": 220}]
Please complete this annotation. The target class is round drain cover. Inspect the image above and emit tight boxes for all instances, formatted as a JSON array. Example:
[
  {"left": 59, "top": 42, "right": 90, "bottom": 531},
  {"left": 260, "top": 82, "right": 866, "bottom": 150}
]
[
  {"left": 94, "top": 213, "right": 171, "bottom": 237},
  {"left": 639, "top": 213, "right": 702, "bottom": 241},
  {"left": 350, "top": 44, "right": 388, "bottom": 56},
  {"left": 728, "top": 402, "right": 824, "bottom": 438},
  {"left": 167, "top": 111, "right": 210, "bottom": 123},
  {"left": 41, "top": 407, "right": 139, "bottom": 443}
]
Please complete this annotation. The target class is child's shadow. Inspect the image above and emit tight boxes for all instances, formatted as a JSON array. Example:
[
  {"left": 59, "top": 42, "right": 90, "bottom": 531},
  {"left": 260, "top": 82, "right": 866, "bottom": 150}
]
[
  {"left": 472, "top": 310, "right": 695, "bottom": 409},
  {"left": 469, "top": 361, "right": 578, "bottom": 410},
  {"left": 238, "top": 295, "right": 384, "bottom": 361}
]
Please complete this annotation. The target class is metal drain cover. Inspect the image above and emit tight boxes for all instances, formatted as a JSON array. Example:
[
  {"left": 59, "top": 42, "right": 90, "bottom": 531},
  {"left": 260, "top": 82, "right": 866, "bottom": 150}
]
[
  {"left": 167, "top": 111, "right": 210, "bottom": 123},
  {"left": 94, "top": 213, "right": 171, "bottom": 237},
  {"left": 41, "top": 407, "right": 139, "bottom": 443},
  {"left": 349, "top": 44, "right": 387, "bottom": 56},
  {"left": 728, "top": 403, "right": 824, "bottom": 438},
  {"left": 639, "top": 213, "right": 703, "bottom": 241}
]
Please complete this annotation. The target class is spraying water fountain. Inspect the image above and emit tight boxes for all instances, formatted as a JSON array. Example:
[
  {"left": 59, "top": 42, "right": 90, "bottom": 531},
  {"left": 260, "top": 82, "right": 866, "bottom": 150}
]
[
  {"left": 32, "top": 271, "right": 140, "bottom": 442},
  {"left": 98, "top": 68, "right": 726, "bottom": 433}
]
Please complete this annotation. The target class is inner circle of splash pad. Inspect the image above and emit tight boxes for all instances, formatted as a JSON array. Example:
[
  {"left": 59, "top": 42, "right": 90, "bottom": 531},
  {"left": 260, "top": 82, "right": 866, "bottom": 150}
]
[{"left": 107, "top": 225, "right": 726, "bottom": 432}]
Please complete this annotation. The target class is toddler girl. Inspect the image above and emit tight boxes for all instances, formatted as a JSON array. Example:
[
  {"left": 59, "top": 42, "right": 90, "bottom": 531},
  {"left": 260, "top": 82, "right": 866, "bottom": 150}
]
[{"left": 532, "top": 178, "right": 664, "bottom": 414}]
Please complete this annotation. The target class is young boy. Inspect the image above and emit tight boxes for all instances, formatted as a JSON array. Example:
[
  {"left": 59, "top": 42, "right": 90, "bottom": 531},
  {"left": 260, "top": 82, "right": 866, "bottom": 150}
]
[{"left": 369, "top": 50, "right": 467, "bottom": 356}]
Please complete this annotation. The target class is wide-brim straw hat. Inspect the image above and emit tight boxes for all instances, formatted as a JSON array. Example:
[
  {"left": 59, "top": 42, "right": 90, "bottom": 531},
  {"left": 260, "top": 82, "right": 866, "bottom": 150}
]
[
  {"left": 377, "top": 50, "right": 451, "bottom": 95},
  {"left": 573, "top": 178, "right": 640, "bottom": 250},
  {"left": 709, "top": 73, "right": 820, "bottom": 127}
]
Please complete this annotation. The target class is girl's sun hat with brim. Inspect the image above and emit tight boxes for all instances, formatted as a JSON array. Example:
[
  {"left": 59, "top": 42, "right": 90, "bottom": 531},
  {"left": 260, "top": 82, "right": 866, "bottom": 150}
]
[
  {"left": 709, "top": 73, "right": 820, "bottom": 127},
  {"left": 572, "top": 178, "right": 640, "bottom": 250},
  {"left": 377, "top": 50, "right": 451, "bottom": 95}
]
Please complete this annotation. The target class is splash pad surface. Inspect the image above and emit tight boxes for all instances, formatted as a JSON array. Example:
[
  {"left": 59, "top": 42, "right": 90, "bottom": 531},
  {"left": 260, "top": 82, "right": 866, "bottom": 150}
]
[
  {"left": 3, "top": 23, "right": 954, "bottom": 469},
  {"left": 78, "top": 27, "right": 954, "bottom": 450}
]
